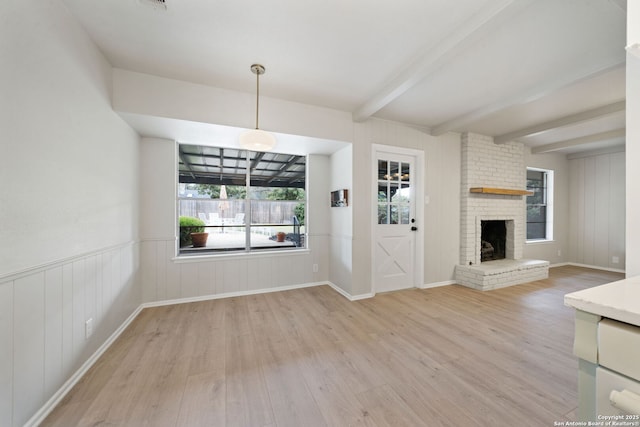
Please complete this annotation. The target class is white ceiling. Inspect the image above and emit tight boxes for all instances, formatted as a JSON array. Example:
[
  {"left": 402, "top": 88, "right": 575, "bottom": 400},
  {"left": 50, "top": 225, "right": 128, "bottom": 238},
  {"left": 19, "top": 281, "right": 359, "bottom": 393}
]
[{"left": 61, "top": 0, "right": 627, "bottom": 155}]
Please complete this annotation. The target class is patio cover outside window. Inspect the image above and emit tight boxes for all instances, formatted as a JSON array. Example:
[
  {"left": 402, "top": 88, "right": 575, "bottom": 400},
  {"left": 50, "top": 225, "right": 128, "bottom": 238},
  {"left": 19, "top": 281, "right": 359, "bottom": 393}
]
[{"left": 177, "top": 144, "right": 306, "bottom": 256}]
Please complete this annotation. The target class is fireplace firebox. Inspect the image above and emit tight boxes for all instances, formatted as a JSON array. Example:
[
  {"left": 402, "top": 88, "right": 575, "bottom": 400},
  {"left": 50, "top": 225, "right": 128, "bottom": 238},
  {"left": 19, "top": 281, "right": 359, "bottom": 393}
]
[{"left": 481, "top": 220, "right": 506, "bottom": 262}]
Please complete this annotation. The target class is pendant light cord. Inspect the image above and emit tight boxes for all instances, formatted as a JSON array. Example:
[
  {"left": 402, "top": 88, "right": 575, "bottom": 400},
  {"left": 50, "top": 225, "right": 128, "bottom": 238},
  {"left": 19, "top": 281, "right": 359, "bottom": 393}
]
[{"left": 255, "top": 69, "right": 260, "bottom": 130}]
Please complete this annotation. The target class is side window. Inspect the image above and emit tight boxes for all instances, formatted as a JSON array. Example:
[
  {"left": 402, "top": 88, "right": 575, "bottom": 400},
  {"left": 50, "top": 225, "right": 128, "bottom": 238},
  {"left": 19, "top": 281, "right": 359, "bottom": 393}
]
[
  {"left": 526, "top": 168, "right": 553, "bottom": 241},
  {"left": 177, "top": 144, "right": 306, "bottom": 255}
]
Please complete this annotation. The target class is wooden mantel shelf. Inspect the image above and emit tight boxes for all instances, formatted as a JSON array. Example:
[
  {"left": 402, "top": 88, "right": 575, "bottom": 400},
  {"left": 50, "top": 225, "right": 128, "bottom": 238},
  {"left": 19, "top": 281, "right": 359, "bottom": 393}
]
[{"left": 470, "top": 187, "right": 533, "bottom": 196}]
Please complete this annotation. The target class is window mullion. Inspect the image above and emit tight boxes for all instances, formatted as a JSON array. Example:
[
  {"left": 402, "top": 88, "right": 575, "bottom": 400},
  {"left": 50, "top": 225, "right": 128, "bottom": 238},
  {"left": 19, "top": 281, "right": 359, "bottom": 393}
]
[{"left": 245, "top": 150, "right": 251, "bottom": 252}]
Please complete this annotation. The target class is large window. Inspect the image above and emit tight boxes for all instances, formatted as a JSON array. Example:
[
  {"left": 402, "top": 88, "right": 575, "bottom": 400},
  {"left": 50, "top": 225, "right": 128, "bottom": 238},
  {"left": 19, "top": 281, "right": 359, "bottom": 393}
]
[
  {"left": 526, "top": 168, "right": 553, "bottom": 241},
  {"left": 177, "top": 144, "right": 306, "bottom": 255}
]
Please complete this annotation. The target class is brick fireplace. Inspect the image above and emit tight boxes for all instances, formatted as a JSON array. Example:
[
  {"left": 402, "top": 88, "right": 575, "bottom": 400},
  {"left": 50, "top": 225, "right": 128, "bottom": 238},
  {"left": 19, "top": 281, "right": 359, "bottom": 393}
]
[{"left": 455, "top": 133, "right": 548, "bottom": 290}]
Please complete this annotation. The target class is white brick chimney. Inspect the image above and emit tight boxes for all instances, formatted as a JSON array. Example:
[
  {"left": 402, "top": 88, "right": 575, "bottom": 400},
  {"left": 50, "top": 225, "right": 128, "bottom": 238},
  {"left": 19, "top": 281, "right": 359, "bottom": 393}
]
[
  {"left": 456, "top": 133, "right": 548, "bottom": 290},
  {"left": 459, "top": 133, "right": 526, "bottom": 265}
]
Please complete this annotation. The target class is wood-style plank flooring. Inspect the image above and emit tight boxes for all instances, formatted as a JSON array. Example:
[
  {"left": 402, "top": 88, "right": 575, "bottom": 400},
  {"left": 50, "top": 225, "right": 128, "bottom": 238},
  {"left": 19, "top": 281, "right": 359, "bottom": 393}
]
[{"left": 42, "top": 266, "right": 623, "bottom": 427}]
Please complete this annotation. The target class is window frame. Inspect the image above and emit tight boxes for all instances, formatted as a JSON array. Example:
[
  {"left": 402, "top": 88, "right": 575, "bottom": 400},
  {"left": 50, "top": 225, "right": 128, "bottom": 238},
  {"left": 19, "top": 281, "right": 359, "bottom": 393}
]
[
  {"left": 175, "top": 144, "right": 308, "bottom": 258},
  {"left": 526, "top": 167, "right": 554, "bottom": 242}
]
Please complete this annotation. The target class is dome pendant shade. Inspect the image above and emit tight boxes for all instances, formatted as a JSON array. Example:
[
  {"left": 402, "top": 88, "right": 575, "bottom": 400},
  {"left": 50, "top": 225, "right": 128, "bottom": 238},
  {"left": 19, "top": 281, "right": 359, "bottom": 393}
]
[
  {"left": 240, "top": 63, "right": 276, "bottom": 151},
  {"left": 239, "top": 128, "right": 277, "bottom": 151}
]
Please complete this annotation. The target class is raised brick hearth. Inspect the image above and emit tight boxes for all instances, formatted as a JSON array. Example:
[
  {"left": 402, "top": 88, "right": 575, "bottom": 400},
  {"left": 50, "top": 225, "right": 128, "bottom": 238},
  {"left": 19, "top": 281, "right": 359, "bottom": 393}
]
[{"left": 455, "top": 133, "right": 548, "bottom": 290}]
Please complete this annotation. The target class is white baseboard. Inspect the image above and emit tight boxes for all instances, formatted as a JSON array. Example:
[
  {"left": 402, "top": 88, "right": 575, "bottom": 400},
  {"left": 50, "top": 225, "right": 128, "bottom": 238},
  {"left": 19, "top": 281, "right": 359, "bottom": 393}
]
[
  {"left": 419, "top": 280, "right": 456, "bottom": 289},
  {"left": 556, "top": 262, "right": 625, "bottom": 274},
  {"left": 25, "top": 304, "right": 144, "bottom": 427},
  {"left": 142, "top": 281, "right": 327, "bottom": 309},
  {"left": 327, "top": 281, "right": 375, "bottom": 301}
]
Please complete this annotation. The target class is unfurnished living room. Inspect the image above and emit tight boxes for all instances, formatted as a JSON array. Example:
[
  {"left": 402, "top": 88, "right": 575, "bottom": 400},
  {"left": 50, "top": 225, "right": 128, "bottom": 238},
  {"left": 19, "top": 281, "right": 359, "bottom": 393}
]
[{"left": 2, "top": 1, "right": 640, "bottom": 426}]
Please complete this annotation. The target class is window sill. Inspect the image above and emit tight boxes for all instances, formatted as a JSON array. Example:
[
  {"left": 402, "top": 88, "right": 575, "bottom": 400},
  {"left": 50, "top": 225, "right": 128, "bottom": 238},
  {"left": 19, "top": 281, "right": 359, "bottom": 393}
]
[
  {"left": 526, "top": 239, "right": 555, "bottom": 245},
  {"left": 172, "top": 248, "right": 310, "bottom": 263}
]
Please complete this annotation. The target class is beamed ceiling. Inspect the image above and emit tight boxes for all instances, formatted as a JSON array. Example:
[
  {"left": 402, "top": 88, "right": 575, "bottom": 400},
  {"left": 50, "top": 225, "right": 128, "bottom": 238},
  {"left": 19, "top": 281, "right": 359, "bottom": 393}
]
[{"left": 62, "top": 0, "right": 627, "bottom": 155}]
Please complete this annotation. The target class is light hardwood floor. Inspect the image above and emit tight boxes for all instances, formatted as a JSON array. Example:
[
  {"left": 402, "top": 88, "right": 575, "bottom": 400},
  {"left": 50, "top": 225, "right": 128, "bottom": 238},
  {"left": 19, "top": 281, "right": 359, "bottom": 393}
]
[{"left": 42, "top": 266, "right": 623, "bottom": 427}]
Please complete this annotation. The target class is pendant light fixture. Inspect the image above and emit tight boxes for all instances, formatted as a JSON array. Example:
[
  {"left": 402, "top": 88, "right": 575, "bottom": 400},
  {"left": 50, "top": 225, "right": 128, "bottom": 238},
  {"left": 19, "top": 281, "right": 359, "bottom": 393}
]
[{"left": 239, "top": 64, "right": 277, "bottom": 151}]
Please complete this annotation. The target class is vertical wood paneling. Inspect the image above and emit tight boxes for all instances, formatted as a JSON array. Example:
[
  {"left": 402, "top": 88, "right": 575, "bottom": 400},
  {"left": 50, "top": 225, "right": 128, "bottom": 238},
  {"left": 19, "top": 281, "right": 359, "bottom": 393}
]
[
  {"left": 61, "top": 263, "right": 74, "bottom": 380},
  {"left": 2, "top": 243, "right": 140, "bottom": 426},
  {"left": 583, "top": 157, "right": 596, "bottom": 264},
  {"left": 139, "top": 236, "right": 328, "bottom": 303},
  {"left": 569, "top": 152, "right": 626, "bottom": 269},
  {"left": 576, "top": 159, "right": 586, "bottom": 262},
  {"left": 223, "top": 260, "right": 248, "bottom": 294},
  {"left": 609, "top": 152, "right": 626, "bottom": 268},
  {"left": 0, "top": 280, "right": 13, "bottom": 427},
  {"left": 215, "top": 261, "right": 225, "bottom": 294},
  {"left": 594, "top": 155, "right": 611, "bottom": 266},
  {"left": 13, "top": 272, "right": 45, "bottom": 426},
  {"left": 95, "top": 254, "right": 104, "bottom": 329},
  {"left": 141, "top": 241, "right": 157, "bottom": 302},
  {"left": 165, "top": 243, "right": 181, "bottom": 300},
  {"left": 247, "top": 258, "right": 262, "bottom": 292},
  {"left": 156, "top": 241, "right": 168, "bottom": 301},
  {"left": 71, "top": 260, "right": 86, "bottom": 371},
  {"left": 197, "top": 262, "right": 215, "bottom": 296},
  {"left": 111, "top": 247, "right": 122, "bottom": 306},
  {"left": 258, "top": 258, "right": 274, "bottom": 291},
  {"left": 101, "top": 251, "right": 114, "bottom": 320},
  {"left": 568, "top": 159, "right": 580, "bottom": 262},
  {"left": 85, "top": 256, "right": 97, "bottom": 337},
  {"left": 44, "top": 267, "right": 64, "bottom": 398},
  {"left": 180, "top": 265, "right": 199, "bottom": 298}
]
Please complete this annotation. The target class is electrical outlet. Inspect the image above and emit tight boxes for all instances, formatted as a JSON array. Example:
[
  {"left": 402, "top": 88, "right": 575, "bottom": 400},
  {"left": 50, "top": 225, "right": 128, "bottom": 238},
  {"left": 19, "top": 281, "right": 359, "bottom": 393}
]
[
  {"left": 313, "top": 263, "right": 319, "bottom": 273},
  {"left": 557, "top": 249, "right": 562, "bottom": 257},
  {"left": 612, "top": 256, "right": 620, "bottom": 264},
  {"left": 85, "top": 318, "right": 93, "bottom": 339}
]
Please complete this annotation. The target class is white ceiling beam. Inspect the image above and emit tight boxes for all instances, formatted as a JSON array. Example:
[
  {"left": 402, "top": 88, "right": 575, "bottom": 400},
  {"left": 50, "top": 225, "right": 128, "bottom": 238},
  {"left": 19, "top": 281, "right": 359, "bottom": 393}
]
[
  {"left": 493, "top": 100, "right": 625, "bottom": 144},
  {"left": 351, "top": 0, "right": 534, "bottom": 122},
  {"left": 567, "top": 145, "right": 626, "bottom": 160},
  {"left": 431, "top": 61, "right": 625, "bottom": 136},
  {"left": 530, "top": 128, "right": 626, "bottom": 154}
]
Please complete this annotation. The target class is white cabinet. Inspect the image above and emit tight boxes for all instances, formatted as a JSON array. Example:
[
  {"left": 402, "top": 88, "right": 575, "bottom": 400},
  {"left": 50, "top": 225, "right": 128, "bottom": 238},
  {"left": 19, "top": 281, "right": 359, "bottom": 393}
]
[
  {"left": 566, "top": 279, "right": 640, "bottom": 421},
  {"left": 568, "top": 313, "right": 640, "bottom": 420}
]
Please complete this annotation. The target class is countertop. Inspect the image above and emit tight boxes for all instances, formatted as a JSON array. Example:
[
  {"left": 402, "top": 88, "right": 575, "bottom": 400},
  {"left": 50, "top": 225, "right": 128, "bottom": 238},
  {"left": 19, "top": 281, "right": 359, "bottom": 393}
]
[{"left": 565, "top": 275, "right": 640, "bottom": 327}]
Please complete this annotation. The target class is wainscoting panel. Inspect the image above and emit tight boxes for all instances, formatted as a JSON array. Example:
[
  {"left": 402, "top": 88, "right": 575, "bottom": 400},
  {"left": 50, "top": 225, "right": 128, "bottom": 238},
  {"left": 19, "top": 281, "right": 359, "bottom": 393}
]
[
  {"left": 0, "top": 242, "right": 140, "bottom": 427},
  {"left": 141, "top": 236, "right": 330, "bottom": 304},
  {"left": 0, "top": 280, "right": 13, "bottom": 427}
]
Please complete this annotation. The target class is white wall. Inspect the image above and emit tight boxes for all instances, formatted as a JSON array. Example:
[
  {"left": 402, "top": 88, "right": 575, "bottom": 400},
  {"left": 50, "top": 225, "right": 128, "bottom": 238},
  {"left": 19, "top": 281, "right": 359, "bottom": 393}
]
[
  {"left": 139, "top": 138, "right": 331, "bottom": 301},
  {"left": 115, "top": 68, "right": 466, "bottom": 297},
  {"left": 0, "top": 1, "right": 141, "bottom": 425},
  {"left": 524, "top": 149, "right": 570, "bottom": 264},
  {"left": 627, "top": 2, "right": 640, "bottom": 277},
  {"left": 568, "top": 149, "right": 625, "bottom": 270},
  {"left": 423, "top": 132, "right": 461, "bottom": 284},
  {"left": 113, "top": 69, "right": 354, "bottom": 144},
  {"left": 352, "top": 119, "right": 461, "bottom": 296},
  {"left": 329, "top": 145, "right": 353, "bottom": 294}
]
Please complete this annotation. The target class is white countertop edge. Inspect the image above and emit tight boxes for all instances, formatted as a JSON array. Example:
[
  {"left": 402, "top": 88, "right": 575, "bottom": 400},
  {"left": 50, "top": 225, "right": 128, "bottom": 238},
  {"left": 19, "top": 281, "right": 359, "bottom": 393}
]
[{"left": 564, "top": 277, "right": 640, "bottom": 327}]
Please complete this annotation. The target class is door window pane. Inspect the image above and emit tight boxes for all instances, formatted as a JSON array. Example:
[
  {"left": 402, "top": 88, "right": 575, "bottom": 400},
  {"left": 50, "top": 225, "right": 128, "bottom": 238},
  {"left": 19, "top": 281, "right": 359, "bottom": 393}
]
[
  {"left": 390, "top": 205, "right": 398, "bottom": 224},
  {"left": 378, "top": 204, "right": 388, "bottom": 224},
  {"left": 378, "top": 184, "right": 388, "bottom": 203},
  {"left": 376, "top": 157, "right": 413, "bottom": 226},
  {"left": 401, "top": 162, "right": 410, "bottom": 181},
  {"left": 378, "top": 160, "right": 388, "bottom": 180}
]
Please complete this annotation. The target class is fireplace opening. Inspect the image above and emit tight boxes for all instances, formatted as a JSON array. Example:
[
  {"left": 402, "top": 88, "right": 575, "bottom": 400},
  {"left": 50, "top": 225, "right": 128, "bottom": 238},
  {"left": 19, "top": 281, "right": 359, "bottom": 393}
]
[{"left": 481, "top": 220, "right": 506, "bottom": 262}]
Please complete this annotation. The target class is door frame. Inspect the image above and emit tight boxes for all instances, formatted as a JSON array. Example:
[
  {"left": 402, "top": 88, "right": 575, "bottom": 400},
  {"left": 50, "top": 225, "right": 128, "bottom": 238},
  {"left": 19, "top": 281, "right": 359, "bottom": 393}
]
[{"left": 371, "top": 144, "right": 425, "bottom": 294}]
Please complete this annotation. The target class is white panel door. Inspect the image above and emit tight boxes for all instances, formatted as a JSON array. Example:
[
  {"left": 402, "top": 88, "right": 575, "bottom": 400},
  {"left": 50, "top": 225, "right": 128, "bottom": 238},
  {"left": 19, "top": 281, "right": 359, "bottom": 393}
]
[{"left": 374, "top": 151, "right": 418, "bottom": 293}]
